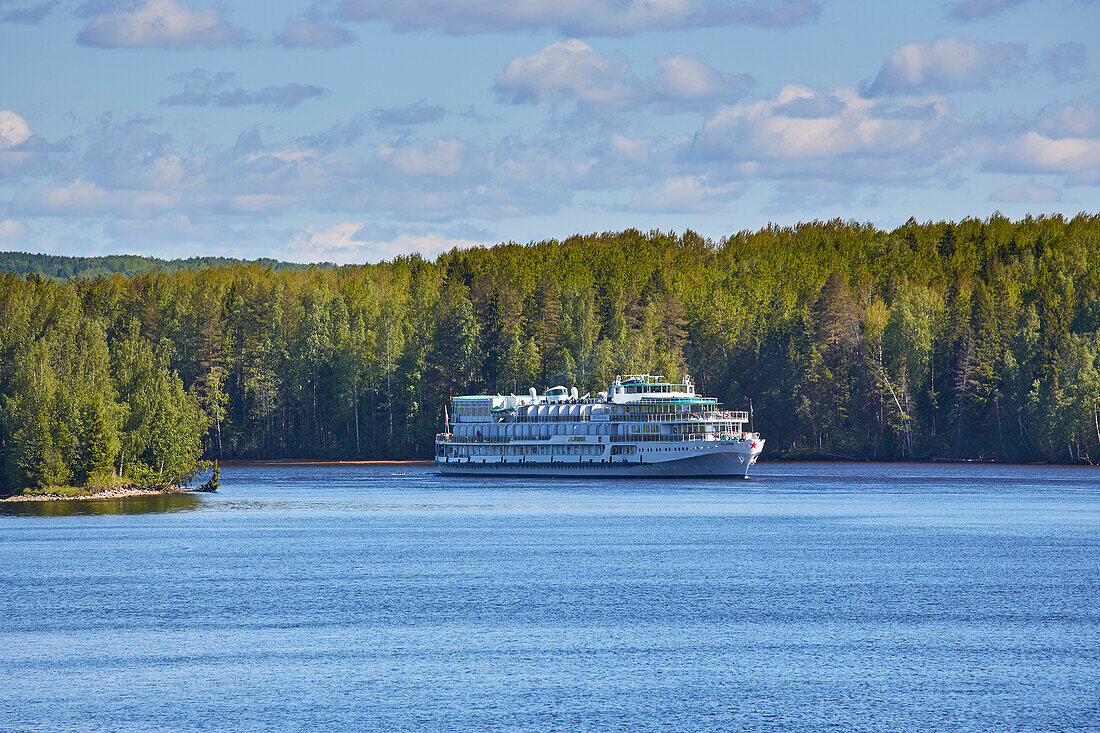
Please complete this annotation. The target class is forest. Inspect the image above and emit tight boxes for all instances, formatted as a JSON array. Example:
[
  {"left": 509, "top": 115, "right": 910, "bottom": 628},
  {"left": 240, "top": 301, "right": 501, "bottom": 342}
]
[
  {"left": 0, "top": 252, "right": 325, "bottom": 281},
  {"left": 1, "top": 213, "right": 1099, "bottom": 491}
]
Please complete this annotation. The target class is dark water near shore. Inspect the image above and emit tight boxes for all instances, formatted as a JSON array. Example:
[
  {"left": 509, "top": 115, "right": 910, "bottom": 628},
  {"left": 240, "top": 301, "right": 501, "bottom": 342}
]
[{"left": 1, "top": 463, "right": 1098, "bottom": 732}]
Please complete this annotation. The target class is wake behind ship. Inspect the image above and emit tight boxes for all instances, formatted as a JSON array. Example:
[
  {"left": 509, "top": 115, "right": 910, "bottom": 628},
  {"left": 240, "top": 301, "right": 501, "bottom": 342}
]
[{"left": 435, "top": 374, "right": 764, "bottom": 478}]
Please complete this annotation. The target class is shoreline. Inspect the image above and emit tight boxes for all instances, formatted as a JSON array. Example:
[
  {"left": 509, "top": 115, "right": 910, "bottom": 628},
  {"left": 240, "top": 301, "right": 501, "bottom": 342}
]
[
  {"left": 219, "top": 459, "right": 436, "bottom": 467},
  {"left": 1, "top": 484, "right": 194, "bottom": 503},
  {"left": 221, "top": 457, "right": 1090, "bottom": 468},
  {"left": 5, "top": 457, "right": 1089, "bottom": 502}
]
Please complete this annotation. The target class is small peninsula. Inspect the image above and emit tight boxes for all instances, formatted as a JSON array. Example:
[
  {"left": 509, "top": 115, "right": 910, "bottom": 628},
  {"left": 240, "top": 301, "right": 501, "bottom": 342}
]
[{"left": 1, "top": 483, "right": 195, "bottom": 503}]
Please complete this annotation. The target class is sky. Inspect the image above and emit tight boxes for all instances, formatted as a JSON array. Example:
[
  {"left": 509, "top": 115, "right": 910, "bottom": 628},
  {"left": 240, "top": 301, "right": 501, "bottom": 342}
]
[{"left": 0, "top": 0, "right": 1097, "bottom": 263}]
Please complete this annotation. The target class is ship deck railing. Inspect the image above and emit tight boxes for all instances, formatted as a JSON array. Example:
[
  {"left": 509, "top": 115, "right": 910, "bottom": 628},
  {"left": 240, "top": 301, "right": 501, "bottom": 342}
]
[
  {"left": 478, "top": 410, "right": 749, "bottom": 425},
  {"left": 437, "top": 432, "right": 761, "bottom": 444}
]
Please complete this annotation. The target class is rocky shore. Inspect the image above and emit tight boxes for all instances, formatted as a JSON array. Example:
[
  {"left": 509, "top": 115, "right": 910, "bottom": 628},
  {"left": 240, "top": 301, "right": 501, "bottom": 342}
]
[{"left": 1, "top": 484, "right": 192, "bottom": 503}]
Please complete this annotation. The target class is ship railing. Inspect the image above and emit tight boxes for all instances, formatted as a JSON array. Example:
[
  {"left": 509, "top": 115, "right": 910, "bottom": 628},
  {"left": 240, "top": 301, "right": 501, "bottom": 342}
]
[
  {"left": 440, "top": 430, "right": 761, "bottom": 445},
  {"left": 503, "top": 411, "right": 749, "bottom": 424},
  {"left": 446, "top": 434, "right": 758, "bottom": 445},
  {"left": 513, "top": 416, "right": 592, "bottom": 423},
  {"left": 610, "top": 433, "right": 755, "bottom": 443},
  {"left": 614, "top": 412, "right": 748, "bottom": 423}
]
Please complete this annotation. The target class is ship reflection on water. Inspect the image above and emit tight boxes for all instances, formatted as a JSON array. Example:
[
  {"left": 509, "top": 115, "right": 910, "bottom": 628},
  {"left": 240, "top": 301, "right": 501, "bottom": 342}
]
[{"left": 0, "top": 492, "right": 202, "bottom": 517}]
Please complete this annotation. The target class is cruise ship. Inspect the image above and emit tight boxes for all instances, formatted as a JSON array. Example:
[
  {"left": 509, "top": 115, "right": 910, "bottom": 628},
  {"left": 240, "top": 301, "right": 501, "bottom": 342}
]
[{"left": 435, "top": 374, "right": 764, "bottom": 477}]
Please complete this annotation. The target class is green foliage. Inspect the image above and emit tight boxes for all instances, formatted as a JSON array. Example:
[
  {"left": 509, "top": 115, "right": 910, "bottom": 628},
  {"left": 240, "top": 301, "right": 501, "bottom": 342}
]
[
  {"left": 2, "top": 213, "right": 1100, "bottom": 478},
  {"left": 0, "top": 252, "right": 328, "bottom": 280},
  {"left": 16, "top": 408, "right": 69, "bottom": 489},
  {"left": 0, "top": 299, "right": 205, "bottom": 491},
  {"left": 78, "top": 396, "right": 117, "bottom": 485},
  {"left": 200, "top": 461, "right": 220, "bottom": 492}
]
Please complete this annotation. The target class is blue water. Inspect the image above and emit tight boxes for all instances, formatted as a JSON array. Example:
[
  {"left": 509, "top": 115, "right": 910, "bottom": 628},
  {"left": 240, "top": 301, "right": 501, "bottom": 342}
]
[{"left": 1, "top": 463, "right": 1098, "bottom": 732}]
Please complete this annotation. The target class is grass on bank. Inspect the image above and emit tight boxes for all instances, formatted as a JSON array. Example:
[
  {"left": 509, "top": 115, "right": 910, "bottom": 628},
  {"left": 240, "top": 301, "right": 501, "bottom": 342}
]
[
  {"left": 3, "top": 462, "right": 213, "bottom": 499},
  {"left": 6, "top": 477, "right": 133, "bottom": 498}
]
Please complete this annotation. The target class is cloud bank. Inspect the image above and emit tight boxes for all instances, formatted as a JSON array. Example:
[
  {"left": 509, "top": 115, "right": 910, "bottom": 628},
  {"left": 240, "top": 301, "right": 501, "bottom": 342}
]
[
  {"left": 338, "top": 0, "right": 820, "bottom": 36},
  {"left": 494, "top": 40, "right": 752, "bottom": 113},
  {"left": 160, "top": 71, "right": 326, "bottom": 109},
  {"left": 861, "top": 39, "right": 1026, "bottom": 97},
  {"left": 78, "top": 0, "right": 245, "bottom": 48}
]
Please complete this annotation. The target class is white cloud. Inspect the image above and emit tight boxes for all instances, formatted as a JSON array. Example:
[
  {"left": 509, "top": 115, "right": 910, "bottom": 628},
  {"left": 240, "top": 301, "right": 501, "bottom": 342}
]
[
  {"left": 273, "top": 20, "right": 353, "bottom": 48},
  {"left": 608, "top": 133, "right": 654, "bottom": 162},
  {"left": 0, "top": 111, "right": 49, "bottom": 180},
  {"left": 0, "top": 218, "right": 26, "bottom": 241},
  {"left": 13, "top": 179, "right": 178, "bottom": 218},
  {"left": 628, "top": 175, "right": 741, "bottom": 213},
  {"left": 0, "top": 110, "right": 32, "bottom": 149},
  {"left": 2, "top": 116, "right": 578, "bottom": 233},
  {"left": 78, "top": 118, "right": 207, "bottom": 191},
  {"left": 376, "top": 139, "right": 466, "bottom": 177},
  {"left": 988, "top": 181, "right": 1063, "bottom": 203},
  {"left": 489, "top": 135, "right": 597, "bottom": 188},
  {"left": 1035, "top": 91, "right": 1100, "bottom": 139},
  {"left": 773, "top": 90, "right": 846, "bottom": 118},
  {"left": 861, "top": 39, "right": 1026, "bottom": 97},
  {"left": 283, "top": 221, "right": 366, "bottom": 261},
  {"left": 78, "top": 0, "right": 245, "bottom": 48},
  {"left": 280, "top": 223, "right": 483, "bottom": 264},
  {"left": 648, "top": 54, "right": 753, "bottom": 111},
  {"left": 338, "top": 0, "right": 820, "bottom": 36},
  {"left": 22, "top": 75, "right": 1093, "bottom": 256},
  {"left": 495, "top": 41, "right": 749, "bottom": 113},
  {"left": 688, "top": 85, "right": 966, "bottom": 184},
  {"left": 694, "top": 86, "right": 948, "bottom": 159},
  {"left": 989, "top": 132, "right": 1100, "bottom": 183},
  {"left": 494, "top": 40, "right": 635, "bottom": 109}
]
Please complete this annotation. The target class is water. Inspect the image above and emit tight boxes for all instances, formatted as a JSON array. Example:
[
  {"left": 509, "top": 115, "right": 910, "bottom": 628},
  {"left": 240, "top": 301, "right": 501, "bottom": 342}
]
[{"left": 1, "top": 463, "right": 1098, "bottom": 732}]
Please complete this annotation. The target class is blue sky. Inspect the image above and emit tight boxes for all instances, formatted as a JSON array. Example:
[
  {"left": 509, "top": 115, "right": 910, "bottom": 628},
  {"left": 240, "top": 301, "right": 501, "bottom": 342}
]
[{"left": 0, "top": 0, "right": 1097, "bottom": 263}]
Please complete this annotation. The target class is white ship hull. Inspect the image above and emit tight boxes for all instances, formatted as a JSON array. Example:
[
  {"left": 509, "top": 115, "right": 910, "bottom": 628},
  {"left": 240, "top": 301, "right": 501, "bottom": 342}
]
[
  {"left": 437, "top": 374, "right": 764, "bottom": 478},
  {"left": 437, "top": 439, "right": 763, "bottom": 478}
]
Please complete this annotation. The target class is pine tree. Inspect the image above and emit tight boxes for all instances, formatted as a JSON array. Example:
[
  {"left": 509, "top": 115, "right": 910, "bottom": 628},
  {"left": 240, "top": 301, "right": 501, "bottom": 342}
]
[
  {"left": 533, "top": 280, "right": 562, "bottom": 384},
  {"left": 655, "top": 289, "right": 688, "bottom": 369},
  {"left": 78, "top": 398, "right": 115, "bottom": 485},
  {"left": 1035, "top": 270, "right": 1072, "bottom": 395},
  {"left": 432, "top": 280, "right": 481, "bottom": 396},
  {"left": 18, "top": 409, "right": 68, "bottom": 490}
]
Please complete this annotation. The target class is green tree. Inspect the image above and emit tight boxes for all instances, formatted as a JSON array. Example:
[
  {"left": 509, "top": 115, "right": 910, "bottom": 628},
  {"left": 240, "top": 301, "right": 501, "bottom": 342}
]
[
  {"left": 16, "top": 408, "right": 68, "bottom": 490},
  {"left": 78, "top": 396, "right": 117, "bottom": 485}
]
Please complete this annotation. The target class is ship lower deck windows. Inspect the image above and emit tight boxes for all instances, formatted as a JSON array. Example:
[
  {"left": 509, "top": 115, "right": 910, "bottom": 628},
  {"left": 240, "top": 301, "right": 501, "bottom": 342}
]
[{"left": 443, "top": 442, "right": 607, "bottom": 458}]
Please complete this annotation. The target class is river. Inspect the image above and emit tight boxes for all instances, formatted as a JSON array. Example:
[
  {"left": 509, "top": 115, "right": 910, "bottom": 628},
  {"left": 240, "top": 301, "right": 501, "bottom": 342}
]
[{"left": 1, "top": 463, "right": 1098, "bottom": 731}]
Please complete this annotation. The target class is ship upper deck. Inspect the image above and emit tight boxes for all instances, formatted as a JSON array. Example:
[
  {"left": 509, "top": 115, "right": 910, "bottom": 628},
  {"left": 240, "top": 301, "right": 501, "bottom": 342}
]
[{"left": 448, "top": 373, "right": 748, "bottom": 426}]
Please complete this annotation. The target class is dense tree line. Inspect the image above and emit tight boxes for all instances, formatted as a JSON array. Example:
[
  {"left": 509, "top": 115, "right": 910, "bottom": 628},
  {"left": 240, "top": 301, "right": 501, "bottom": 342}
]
[
  {"left": 2, "top": 213, "right": 1099, "bottom": 490},
  {"left": 0, "top": 252, "right": 326, "bottom": 281}
]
